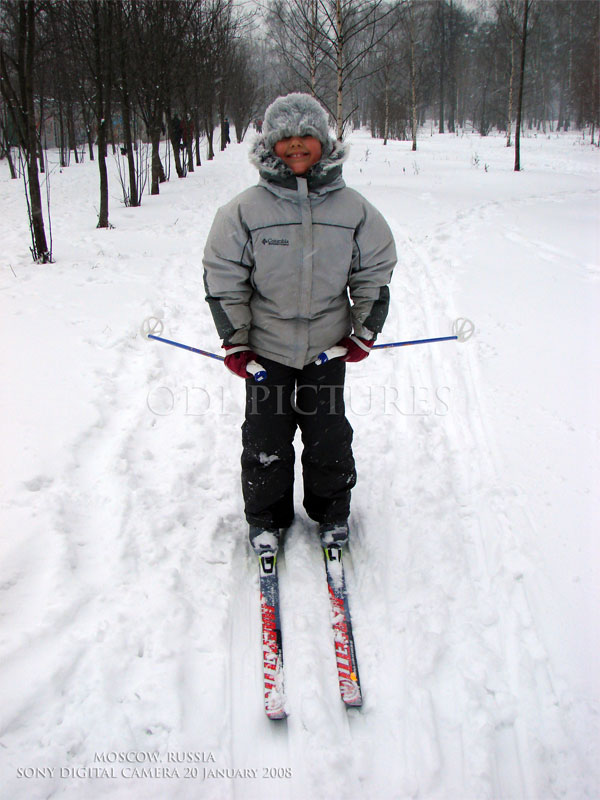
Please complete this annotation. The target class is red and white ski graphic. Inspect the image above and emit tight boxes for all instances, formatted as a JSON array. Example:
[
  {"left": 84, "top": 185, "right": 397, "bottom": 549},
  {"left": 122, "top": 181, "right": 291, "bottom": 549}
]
[
  {"left": 324, "top": 545, "right": 362, "bottom": 707},
  {"left": 259, "top": 552, "right": 287, "bottom": 720}
]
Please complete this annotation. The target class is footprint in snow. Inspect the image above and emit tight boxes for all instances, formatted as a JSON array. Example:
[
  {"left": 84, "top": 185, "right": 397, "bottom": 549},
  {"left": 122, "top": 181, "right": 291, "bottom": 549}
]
[{"left": 23, "top": 475, "right": 53, "bottom": 492}]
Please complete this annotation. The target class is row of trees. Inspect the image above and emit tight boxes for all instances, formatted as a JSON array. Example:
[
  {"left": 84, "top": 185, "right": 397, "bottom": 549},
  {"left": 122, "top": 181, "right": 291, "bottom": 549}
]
[
  {"left": 265, "top": 0, "right": 599, "bottom": 149},
  {"left": 1, "top": 0, "right": 598, "bottom": 263},
  {"left": 0, "top": 0, "right": 258, "bottom": 260}
]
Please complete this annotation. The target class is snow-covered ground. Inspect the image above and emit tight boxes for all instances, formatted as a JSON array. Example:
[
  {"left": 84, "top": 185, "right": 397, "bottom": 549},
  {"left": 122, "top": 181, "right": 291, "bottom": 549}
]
[{"left": 1, "top": 127, "right": 598, "bottom": 800}]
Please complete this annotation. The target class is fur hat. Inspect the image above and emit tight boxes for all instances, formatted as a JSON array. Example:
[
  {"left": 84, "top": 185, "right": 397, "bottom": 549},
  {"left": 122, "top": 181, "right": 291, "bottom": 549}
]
[{"left": 262, "top": 93, "right": 333, "bottom": 154}]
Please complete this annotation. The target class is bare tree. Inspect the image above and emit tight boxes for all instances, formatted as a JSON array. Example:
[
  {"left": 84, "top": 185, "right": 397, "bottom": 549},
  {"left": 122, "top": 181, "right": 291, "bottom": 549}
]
[
  {"left": 405, "top": 1, "right": 418, "bottom": 149},
  {"left": 363, "top": 6, "right": 404, "bottom": 144},
  {"left": 60, "top": 0, "right": 115, "bottom": 227},
  {"left": 445, "top": 0, "right": 469, "bottom": 134},
  {"left": 0, "top": 96, "right": 18, "bottom": 177},
  {"left": 506, "top": 27, "right": 515, "bottom": 144},
  {"left": 196, "top": 0, "right": 228, "bottom": 161},
  {"left": 435, "top": 0, "right": 446, "bottom": 133},
  {"left": 227, "top": 39, "right": 262, "bottom": 142},
  {"left": 114, "top": 0, "right": 140, "bottom": 206},
  {"left": 566, "top": 1, "right": 599, "bottom": 140},
  {"left": 265, "top": 0, "right": 397, "bottom": 139},
  {"left": 514, "top": 0, "right": 533, "bottom": 171},
  {"left": 496, "top": 0, "right": 523, "bottom": 146},
  {"left": 128, "top": 0, "right": 198, "bottom": 194},
  {"left": 266, "top": 0, "right": 331, "bottom": 98},
  {"left": 91, "top": 0, "right": 113, "bottom": 226},
  {"left": 320, "top": 0, "right": 398, "bottom": 138},
  {"left": 0, "top": 0, "right": 51, "bottom": 260},
  {"left": 398, "top": 0, "right": 431, "bottom": 150}
]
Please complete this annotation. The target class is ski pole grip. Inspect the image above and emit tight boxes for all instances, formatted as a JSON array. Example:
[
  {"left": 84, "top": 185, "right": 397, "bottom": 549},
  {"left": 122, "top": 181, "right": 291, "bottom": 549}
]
[
  {"left": 247, "top": 360, "right": 267, "bottom": 383},
  {"left": 315, "top": 345, "right": 349, "bottom": 366}
]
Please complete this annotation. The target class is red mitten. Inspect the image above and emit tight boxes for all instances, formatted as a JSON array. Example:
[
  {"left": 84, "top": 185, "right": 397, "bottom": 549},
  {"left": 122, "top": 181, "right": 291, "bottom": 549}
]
[
  {"left": 223, "top": 345, "right": 257, "bottom": 378},
  {"left": 338, "top": 335, "right": 375, "bottom": 363}
]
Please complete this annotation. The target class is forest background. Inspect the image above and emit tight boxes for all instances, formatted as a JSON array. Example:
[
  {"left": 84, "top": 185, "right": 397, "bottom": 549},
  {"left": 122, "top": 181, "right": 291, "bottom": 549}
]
[{"left": 0, "top": 0, "right": 598, "bottom": 263}]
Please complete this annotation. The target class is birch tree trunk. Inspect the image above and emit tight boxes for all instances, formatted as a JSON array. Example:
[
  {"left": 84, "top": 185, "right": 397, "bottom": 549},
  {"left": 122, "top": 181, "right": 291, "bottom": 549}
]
[
  {"left": 383, "top": 66, "right": 389, "bottom": 145},
  {"left": 507, "top": 34, "right": 514, "bottom": 147},
  {"left": 335, "top": 0, "right": 344, "bottom": 139},
  {"left": 205, "top": 114, "right": 215, "bottom": 161},
  {"left": 309, "top": 0, "right": 318, "bottom": 96}
]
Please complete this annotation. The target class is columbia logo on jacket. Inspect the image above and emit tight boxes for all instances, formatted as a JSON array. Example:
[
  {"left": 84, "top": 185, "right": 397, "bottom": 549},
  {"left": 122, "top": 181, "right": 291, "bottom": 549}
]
[{"left": 262, "top": 237, "right": 289, "bottom": 246}]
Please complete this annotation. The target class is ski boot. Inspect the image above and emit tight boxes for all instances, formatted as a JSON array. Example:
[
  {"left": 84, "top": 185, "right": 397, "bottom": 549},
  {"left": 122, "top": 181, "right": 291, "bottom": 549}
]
[
  {"left": 249, "top": 525, "right": 280, "bottom": 556},
  {"left": 318, "top": 521, "right": 349, "bottom": 547}
]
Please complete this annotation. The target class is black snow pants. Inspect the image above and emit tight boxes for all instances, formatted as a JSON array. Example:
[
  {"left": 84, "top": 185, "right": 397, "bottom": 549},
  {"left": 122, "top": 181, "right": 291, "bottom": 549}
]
[{"left": 241, "top": 356, "right": 356, "bottom": 529}]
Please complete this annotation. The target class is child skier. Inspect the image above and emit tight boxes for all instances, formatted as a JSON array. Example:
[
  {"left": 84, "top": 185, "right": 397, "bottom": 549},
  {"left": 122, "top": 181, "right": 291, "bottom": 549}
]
[{"left": 203, "top": 93, "right": 397, "bottom": 554}]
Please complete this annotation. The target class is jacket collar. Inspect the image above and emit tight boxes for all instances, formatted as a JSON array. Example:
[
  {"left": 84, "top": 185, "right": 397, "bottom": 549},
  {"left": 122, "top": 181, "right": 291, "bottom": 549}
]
[{"left": 249, "top": 135, "right": 349, "bottom": 192}]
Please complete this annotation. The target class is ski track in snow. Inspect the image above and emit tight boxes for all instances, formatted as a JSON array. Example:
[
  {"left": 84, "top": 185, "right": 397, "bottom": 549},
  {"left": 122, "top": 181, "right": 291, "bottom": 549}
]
[{"left": 1, "top": 131, "right": 598, "bottom": 799}]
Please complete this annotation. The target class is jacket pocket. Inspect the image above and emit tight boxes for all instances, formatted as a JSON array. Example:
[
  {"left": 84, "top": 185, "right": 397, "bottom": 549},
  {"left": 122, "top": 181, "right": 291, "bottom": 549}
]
[
  {"left": 311, "top": 224, "right": 354, "bottom": 308},
  {"left": 250, "top": 226, "right": 302, "bottom": 316}
]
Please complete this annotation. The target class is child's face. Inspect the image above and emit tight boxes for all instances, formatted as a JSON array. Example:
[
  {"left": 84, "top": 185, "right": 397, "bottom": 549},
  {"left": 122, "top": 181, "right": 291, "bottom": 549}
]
[{"left": 273, "top": 135, "right": 322, "bottom": 175}]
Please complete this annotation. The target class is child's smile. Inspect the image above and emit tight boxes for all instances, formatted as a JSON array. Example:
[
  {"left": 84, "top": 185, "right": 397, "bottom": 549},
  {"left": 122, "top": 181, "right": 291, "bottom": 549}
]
[{"left": 273, "top": 135, "right": 322, "bottom": 175}]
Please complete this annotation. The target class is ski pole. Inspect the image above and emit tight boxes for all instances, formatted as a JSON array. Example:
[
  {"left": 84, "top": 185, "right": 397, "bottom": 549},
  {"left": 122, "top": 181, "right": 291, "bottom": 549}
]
[
  {"left": 140, "top": 317, "right": 267, "bottom": 382},
  {"left": 315, "top": 318, "right": 474, "bottom": 364}
]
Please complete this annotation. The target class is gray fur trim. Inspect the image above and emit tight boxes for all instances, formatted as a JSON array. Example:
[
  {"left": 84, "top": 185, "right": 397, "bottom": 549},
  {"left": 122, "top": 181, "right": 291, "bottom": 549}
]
[
  {"left": 249, "top": 135, "right": 349, "bottom": 181},
  {"left": 262, "top": 92, "right": 331, "bottom": 149}
]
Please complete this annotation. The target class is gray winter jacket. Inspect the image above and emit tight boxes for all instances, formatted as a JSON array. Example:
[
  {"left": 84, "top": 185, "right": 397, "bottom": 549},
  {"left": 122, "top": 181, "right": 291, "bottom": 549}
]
[{"left": 202, "top": 139, "right": 397, "bottom": 369}]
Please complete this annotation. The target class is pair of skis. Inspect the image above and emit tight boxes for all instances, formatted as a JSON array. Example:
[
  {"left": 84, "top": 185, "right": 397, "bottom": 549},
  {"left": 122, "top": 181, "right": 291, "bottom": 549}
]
[{"left": 258, "top": 544, "right": 362, "bottom": 720}]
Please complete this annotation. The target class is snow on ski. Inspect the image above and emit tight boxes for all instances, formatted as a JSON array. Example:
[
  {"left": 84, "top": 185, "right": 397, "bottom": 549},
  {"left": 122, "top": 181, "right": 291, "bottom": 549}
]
[
  {"left": 323, "top": 544, "right": 362, "bottom": 707},
  {"left": 258, "top": 550, "right": 287, "bottom": 720}
]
